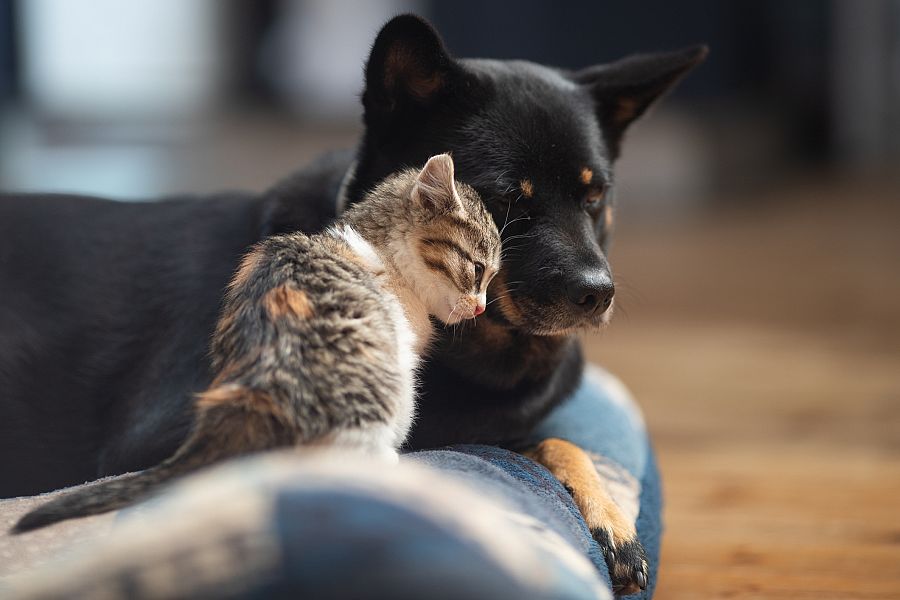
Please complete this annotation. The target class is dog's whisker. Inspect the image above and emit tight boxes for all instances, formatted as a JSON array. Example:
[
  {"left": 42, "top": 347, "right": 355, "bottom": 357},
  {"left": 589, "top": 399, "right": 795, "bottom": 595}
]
[
  {"left": 500, "top": 197, "right": 513, "bottom": 235},
  {"left": 499, "top": 215, "right": 532, "bottom": 238},
  {"left": 486, "top": 294, "right": 512, "bottom": 306},
  {"left": 502, "top": 233, "right": 537, "bottom": 243},
  {"left": 493, "top": 169, "right": 511, "bottom": 186}
]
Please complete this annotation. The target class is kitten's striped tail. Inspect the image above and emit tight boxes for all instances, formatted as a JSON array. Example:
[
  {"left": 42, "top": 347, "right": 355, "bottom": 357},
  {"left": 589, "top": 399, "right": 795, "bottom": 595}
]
[
  {"left": 12, "top": 387, "right": 292, "bottom": 534},
  {"left": 12, "top": 459, "right": 192, "bottom": 533}
]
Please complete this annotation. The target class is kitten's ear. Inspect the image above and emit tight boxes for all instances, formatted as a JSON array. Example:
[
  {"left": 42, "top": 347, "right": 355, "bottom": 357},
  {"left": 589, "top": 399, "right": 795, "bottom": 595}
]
[
  {"left": 575, "top": 45, "right": 708, "bottom": 158},
  {"left": 411, "top": 154, "right": 464, "bottom": 215},
  {"left": 363, "top": 15, "right": 457, "bottom": 125}
]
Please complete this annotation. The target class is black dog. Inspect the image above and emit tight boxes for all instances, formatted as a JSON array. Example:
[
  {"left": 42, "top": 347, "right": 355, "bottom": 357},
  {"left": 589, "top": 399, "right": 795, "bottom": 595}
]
[{"left": 0, "top": 15, "right": 703, "bottom": 593}]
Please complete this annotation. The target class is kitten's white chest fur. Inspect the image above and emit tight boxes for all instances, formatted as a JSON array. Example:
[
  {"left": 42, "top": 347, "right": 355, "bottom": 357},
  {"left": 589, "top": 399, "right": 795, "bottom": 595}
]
[{"left": 327, "top": 225, "right": 430, "bottom": 458}]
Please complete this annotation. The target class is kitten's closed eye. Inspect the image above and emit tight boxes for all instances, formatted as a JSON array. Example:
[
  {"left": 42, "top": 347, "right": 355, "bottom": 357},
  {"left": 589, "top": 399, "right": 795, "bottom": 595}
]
[{"left": 474, "top": 262, "right": 485, "bottom": 287}]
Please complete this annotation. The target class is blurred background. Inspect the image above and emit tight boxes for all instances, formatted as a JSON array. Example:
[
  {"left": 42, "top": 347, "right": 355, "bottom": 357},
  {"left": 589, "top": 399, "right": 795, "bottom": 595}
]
[{"left": 1, "top": 1, "right": 898, "bottom": 597}]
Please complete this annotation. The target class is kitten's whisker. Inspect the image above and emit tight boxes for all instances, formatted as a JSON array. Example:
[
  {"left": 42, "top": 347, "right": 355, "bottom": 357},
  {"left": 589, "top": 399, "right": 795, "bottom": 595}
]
[
  {"left": 444, "top": 304, "right": 462, "bottom": 335},
  {"left": 499, "top": 247, "right": 524, "bottom": 258}
]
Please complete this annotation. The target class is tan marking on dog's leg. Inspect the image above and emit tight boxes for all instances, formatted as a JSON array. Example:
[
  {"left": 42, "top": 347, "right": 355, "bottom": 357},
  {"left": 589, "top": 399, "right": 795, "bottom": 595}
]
[
  {"left": 524, "top": 437, "right": 647, "bottom": 594},
  {"left": 525, "top": 438, "right": 635, "bottom": 543}
]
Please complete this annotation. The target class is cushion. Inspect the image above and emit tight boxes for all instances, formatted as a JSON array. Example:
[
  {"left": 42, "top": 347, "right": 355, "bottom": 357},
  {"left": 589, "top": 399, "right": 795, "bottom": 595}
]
[{"left": 0, "top": 366, "right": 661, "bottom": 599}]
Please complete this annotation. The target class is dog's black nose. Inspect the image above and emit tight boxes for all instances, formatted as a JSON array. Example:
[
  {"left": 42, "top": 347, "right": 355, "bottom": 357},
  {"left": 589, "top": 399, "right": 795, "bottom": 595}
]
[{"left": 566, "top": 271, "right": 614, "bottom": 314}]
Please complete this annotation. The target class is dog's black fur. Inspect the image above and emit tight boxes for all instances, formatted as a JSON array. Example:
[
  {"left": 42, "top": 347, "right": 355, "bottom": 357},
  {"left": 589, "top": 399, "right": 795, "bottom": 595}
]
[{"left": 0, "top": 16, "right": 704, "bottom": 498}]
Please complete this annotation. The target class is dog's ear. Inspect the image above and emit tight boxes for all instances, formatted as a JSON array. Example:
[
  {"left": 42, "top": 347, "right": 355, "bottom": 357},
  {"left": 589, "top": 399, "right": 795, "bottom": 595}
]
[
  {"left": 363, "top": 15, "right": 457, "bottom": 126},
  {"left": 576, "top": 45, "right": 708, "bottom": 158}
]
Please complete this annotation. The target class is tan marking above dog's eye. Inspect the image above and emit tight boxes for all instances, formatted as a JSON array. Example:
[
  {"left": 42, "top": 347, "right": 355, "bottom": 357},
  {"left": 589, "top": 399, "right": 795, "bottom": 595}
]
[
  {"left": 580, "top": 168, "right": 593, "bottom": 185},
  {"left": 520, "top": 179, "right": 534, "bottom": 198}
]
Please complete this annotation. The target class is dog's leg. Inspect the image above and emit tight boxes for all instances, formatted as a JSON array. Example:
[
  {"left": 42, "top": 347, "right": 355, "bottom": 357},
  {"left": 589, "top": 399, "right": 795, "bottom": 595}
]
[{"left": 524, "top": 437, "right": 648, "bottom": 596}]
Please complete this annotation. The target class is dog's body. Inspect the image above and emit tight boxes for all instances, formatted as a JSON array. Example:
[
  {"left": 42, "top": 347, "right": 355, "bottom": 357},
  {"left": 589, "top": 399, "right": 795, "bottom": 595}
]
[{"left": 0, "top": 15, "right": 703, "bottom": 594}]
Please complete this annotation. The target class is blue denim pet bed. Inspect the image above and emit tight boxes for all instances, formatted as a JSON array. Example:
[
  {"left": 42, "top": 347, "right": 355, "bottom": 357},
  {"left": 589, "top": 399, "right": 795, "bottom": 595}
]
[{"left": 3, "top": 366, "right": 661, "bottom": 600}]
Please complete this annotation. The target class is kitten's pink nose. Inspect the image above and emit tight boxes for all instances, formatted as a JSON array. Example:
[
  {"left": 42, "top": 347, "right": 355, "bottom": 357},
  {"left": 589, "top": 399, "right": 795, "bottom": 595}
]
[{"left": 474, "top": 304, "right": 485, "bottom": 316}]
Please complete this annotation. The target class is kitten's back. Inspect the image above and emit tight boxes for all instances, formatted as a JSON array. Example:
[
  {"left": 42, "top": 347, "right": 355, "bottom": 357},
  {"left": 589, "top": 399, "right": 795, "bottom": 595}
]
[{"left": 213, "top": 231, "right": 410, "bottom": 444}]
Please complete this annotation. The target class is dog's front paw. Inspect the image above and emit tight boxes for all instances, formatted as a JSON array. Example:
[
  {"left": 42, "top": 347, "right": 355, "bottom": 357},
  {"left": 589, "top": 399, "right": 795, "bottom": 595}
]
[
  {"left": 524, "top": 438, "right": 649, "bottom": 596},
  {"left": 592, "top": 526, "right": 648, "bottom": 596}
]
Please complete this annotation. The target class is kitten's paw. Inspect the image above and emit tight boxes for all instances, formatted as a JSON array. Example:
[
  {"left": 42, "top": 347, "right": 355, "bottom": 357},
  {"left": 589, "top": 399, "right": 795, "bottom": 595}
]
[{"left": 591, "top": 526, "right": 648, "bottom": 596}]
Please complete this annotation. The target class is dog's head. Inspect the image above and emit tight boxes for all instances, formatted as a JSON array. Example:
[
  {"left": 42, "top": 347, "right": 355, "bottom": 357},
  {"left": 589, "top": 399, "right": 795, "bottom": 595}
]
[{"left": 348, "top": 15, "right": 706, "bottom": 336}]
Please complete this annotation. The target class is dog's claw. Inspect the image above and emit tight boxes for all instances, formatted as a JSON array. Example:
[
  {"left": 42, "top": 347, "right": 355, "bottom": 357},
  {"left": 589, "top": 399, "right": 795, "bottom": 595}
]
[
  {"left": 592, "top": 527, "right": 649, "bottom": 596},
  {"left": 635, "top": 569, "right": 647, "bottom": 590}
]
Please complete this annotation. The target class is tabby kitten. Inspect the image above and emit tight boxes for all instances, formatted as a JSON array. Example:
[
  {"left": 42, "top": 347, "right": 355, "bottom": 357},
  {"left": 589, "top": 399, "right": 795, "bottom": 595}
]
[{"left": 13, "top": 154, "right": 501, "bottom": 533}]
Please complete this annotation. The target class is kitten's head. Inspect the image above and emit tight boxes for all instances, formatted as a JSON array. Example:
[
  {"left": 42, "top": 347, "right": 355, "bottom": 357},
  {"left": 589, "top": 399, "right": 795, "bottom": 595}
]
[{"left": 406, "top": 154, "right": 501, "bottom": 325}]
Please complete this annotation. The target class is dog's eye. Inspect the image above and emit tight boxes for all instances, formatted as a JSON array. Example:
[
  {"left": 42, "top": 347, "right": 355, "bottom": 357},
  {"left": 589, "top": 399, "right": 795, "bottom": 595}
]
[{"left": 583, "top": 188, "right": 607, "bottom": 211}]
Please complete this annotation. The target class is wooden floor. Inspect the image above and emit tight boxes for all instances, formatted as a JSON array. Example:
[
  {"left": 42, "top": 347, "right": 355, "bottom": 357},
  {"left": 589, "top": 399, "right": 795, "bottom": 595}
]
[{"left": 582, "top": 177, "right": 900, "bottom": 599}]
